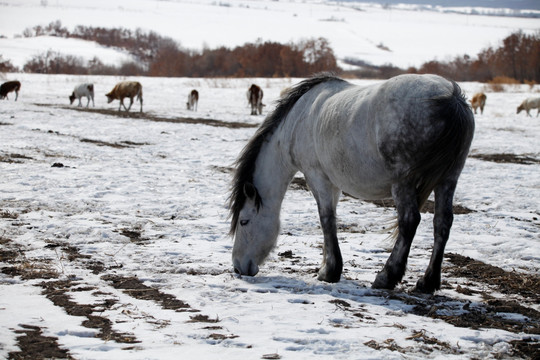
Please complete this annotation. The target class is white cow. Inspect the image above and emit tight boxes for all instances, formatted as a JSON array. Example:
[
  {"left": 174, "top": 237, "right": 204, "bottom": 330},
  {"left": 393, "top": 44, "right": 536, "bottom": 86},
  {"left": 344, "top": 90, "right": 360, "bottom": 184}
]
[
  {"left": 516, "top": 97, "right": 540, "bottom": 117},
  {"left": 69, "top": 83, "right": 95, "bottom": 107}
]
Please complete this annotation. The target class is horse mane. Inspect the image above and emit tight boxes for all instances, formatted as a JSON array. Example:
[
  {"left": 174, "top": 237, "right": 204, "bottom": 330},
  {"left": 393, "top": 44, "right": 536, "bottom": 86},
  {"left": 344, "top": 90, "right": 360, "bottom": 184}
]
[{"left": 228, "top": 73, "right": 343, "bottom": 235}]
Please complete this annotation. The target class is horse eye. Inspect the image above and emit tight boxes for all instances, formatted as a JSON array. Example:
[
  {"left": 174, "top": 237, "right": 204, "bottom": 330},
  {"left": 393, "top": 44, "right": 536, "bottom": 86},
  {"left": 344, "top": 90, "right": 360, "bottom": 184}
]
[{"left": 240, "top": 220, "right": 249, "bottom": 226}]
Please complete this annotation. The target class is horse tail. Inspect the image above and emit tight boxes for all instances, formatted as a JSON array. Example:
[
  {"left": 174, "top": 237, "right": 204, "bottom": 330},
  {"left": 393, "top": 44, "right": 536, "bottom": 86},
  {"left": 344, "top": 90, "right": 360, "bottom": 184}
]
[
  {"left": 413, "top": 81, "right": 475, "bottom": 213},
  {"left": 388, "top": 81, "right": 474, "bottom": 239}
]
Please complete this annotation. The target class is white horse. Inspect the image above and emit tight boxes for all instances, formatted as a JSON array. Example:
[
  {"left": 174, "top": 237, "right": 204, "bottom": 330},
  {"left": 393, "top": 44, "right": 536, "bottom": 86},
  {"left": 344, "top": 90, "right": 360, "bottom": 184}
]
[{"left": 229, "top": 73, "right": 475, "bottom": 293}]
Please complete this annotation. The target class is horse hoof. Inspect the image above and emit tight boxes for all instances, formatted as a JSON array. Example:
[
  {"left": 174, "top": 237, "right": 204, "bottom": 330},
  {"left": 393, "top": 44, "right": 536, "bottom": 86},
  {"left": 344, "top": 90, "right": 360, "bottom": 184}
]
[
  {"left": 317, "top": 267, "right": 341, "bottom": 283},
  {"left": 372, "top": 271, "right": 396, "bottom": 290},
  {"left": 414, "top": 277, "right": 438, "bottom": 294}
]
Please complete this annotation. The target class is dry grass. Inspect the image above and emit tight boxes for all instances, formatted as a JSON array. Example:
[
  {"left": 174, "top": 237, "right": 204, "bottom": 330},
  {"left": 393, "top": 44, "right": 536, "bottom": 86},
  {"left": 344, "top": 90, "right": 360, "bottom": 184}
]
[{"left": 486, "top": 76, "right": 521, "bottom": 92}]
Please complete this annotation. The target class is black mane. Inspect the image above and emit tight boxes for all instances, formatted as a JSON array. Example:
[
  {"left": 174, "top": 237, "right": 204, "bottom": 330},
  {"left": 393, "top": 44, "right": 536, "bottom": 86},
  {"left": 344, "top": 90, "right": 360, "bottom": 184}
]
[{"left": 228, "top": 73, "right": 343, "bottom": 235}]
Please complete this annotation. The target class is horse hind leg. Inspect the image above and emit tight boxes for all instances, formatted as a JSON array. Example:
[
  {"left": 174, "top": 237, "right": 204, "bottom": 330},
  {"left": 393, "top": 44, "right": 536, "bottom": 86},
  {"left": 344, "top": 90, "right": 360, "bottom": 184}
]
[
  {"left": 373, "top": 182, "right": 420, "bottom": 290},
  {"left": 415, "top": 179, "right": 457, "bottom": 293}
]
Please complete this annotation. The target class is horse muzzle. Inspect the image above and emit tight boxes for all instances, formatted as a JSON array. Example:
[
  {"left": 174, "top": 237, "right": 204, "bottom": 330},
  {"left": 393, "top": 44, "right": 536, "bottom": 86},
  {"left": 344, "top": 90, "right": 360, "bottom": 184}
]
[{"left": 233, "top": 259, "right": 259, "bottom": 277}]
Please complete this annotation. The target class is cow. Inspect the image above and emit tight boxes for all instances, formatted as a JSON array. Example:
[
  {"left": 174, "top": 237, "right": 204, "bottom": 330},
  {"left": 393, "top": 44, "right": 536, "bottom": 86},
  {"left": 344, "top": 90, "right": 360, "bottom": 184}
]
[
  {"left": 105, "top": 81, "right": 143, "bottom": 112},
  {"left": 186, "top": 89, "right": 199, "bottom": 111},
  {"left": 516, "top": 97, "right": 540, "bottom": 117},
  {"left": 470, "top": 92, "right": 486, "bottom": 115},
  {"left": 0, "top": 80, "right": 21, "bottom": 101},
  {"left": 247, "top": 84, "right": 264, "bottom": 115},
  {"left": 69, "top": 83, "right": 95, "bottom": 107}
]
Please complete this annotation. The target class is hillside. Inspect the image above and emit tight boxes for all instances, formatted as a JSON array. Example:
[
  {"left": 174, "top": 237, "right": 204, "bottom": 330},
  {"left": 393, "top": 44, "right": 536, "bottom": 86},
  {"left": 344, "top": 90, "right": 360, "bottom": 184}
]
[{"left": 1, "top": 0, "right": 539, "bottom": 70}]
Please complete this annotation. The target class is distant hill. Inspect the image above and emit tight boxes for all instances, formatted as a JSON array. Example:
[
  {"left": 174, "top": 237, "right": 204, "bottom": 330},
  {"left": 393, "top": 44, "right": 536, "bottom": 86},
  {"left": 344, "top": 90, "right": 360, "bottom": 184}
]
[{"left": 340, "top": 0, "right": 539, "bottom": 11}]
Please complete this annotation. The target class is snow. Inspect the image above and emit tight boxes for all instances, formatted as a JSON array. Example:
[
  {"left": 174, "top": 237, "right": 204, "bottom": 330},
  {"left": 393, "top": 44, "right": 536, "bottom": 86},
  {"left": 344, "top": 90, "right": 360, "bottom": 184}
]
[
  {"left": 0, "top": 1, "right": 539, "bottom": 359},
  {"left": 0, "top": 72, "right": 539, "bottom": 359},
  {"left": 0, "top": 36, "right": 137, "bottom": 68},
  {"left": 0, "top": 0, "right": 539, "bottom": 69}
]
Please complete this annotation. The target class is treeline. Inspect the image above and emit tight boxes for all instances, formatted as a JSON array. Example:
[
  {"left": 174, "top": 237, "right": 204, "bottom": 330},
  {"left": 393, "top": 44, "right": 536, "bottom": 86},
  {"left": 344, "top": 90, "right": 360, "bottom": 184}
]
[
  {"left": 344, "top": 30, "right": 540, "bottom": 84},
  {"left": 9, "top": 21, "right": 540, "bottom": 84},
  {"left": 413, "top": 31, "right": 540, "bottom": 83},
  {"left": 19, "top": 21, "right": 339, "bottom": 77}
]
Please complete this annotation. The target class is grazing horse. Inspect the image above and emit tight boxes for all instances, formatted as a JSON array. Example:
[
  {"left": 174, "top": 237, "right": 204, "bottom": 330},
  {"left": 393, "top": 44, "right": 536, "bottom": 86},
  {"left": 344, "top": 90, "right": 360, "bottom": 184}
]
[
  {"left": 516, "top": 96, "right": 540, "bottom": 117},
  {"left": 187, "top": 89, "right": 199, "bottom": 111},
  {"left": 69, "top": 83, "right": 95, "bottom": 107},
  {"left": 229, "top": 73, "right": 474, "bottom": 293},
  {"left": 247, "top": 84, "right": 264, "bottom": 115},
  {"left": 105, "top": 81, "right": 143, "bottom": 112},
  {"left": 0, "top": 80, "right": 21, "bottom": 101},
  {"left": 470, "top": 92, "right": 486, "bottom": 114}
]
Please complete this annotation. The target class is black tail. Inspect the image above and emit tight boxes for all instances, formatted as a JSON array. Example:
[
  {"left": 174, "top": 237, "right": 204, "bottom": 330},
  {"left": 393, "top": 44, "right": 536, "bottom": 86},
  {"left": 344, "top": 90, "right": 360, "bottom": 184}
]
[{"left": 412, "top": 81, "right": 475, "bottom": 212}]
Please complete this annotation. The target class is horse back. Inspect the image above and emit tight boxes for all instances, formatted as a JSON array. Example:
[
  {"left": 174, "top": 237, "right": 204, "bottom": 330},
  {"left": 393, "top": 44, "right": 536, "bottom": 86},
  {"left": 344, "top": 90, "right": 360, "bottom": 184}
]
[{"left": 289, "top": 74, "right": 474, "bottom": 200}]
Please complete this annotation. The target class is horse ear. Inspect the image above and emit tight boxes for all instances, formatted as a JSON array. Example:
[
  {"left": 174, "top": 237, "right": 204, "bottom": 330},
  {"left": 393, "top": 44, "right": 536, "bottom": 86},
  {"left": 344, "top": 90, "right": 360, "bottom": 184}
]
[{"left": 243, "top": 183, "right": 257, "bottom": 200}]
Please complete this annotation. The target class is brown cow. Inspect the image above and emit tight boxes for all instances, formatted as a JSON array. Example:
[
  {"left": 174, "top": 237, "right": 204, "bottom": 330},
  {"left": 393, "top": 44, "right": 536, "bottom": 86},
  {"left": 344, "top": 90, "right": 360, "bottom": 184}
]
[
  {"left": 105, "top": 81, "right": 143, "bottom": 112},
  {"left": 247, "top": 84, "right": 264, "bottom": 115},
  {"left": 186, "top": 89, "right": 199, "bottom": 111},
  {"left": 470, "top": 92, "right": 486, "bottom": 114},
  {"left": 0, "top": 80, "right": 21, "bottom": 101}
]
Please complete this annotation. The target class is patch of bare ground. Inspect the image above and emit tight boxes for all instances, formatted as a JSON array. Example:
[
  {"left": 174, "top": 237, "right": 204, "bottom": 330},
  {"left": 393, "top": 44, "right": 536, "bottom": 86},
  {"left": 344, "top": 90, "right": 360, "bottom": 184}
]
[
  {"left": 40, "top": 279, "right": 139, "bottom": 344},
  {"left": 1, "top": 239, "right": 138, "bottom": 344},
  {"left": 0, "top": 239, "right": 59, "bottom": 280},
  {"left": 445, "top": 253, "right": 540, "bottom": 302},
  {"left": 80, "top": 138, "right": 134, "bottom": 148},
  {"left": 188, "top": 314, "right": 220, "bottom": 323},
  {"left": 117, "top": 228, "right": 148, "bottom": 244},
  {"left": 102, "top": 274, "right": 197, "bottom": 312},
  {"left": 470, "top": 153, "right": 540, "bottom": 165},
  {"left": 0, "top": 210, "right": 18, "bottom": 219},
  {"left": 36, "top": 104, "right": 257, "bottom": 129},
  {"left": 400, "top": 252, "right": 540, "bottom": 359},
  {"left": 7, "top": 324, "right": 73, "bottom": 359},
  {"left": 0, "top": 153, "right": 33, "bottom": 164},
  {"left": 351, "top": 252, "right": 540, "bottom": 358}
]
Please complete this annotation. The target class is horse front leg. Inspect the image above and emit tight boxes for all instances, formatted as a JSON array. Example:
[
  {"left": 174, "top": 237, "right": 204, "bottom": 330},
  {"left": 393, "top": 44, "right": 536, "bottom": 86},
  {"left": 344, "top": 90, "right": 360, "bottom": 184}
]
[
  {"left": 317, "top": 208, "right": 343, "bottom": 282},
  {"left": 373, "top": 183, "right": 420, "bottom": 290},
  {"left": 309, "top": 178, "right": 342, "bottom": 283},
  {"left": 415, "top": 180, "right": 457, "bottom": 293}
]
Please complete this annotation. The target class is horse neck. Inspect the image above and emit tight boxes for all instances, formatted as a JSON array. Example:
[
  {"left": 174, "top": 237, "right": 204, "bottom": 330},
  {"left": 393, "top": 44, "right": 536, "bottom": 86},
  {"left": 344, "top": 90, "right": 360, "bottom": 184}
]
[{"left": 252, "top": 129, "right": 296, "bottom": 213}]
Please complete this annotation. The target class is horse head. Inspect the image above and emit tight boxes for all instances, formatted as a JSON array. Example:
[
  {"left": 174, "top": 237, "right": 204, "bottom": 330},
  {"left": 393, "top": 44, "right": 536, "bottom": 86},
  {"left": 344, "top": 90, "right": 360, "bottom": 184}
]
[{"left": 231, "top": 182, "right": 279, "bottom": 277}]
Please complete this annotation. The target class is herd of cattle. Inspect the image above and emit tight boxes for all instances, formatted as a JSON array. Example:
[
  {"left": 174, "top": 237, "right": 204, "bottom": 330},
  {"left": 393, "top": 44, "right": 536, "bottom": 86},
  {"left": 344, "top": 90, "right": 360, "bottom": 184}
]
[
  {"left": 1, "top": 79, "right": 540, "bottom": 117},
  {"left": 0, "top": 79, "right": 266, "bottom": 115}
]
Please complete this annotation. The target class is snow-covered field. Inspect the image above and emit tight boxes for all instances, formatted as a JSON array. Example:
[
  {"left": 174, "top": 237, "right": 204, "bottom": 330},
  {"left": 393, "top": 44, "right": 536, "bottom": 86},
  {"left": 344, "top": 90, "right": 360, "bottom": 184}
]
[
  {"left": 0, "top": 73, "right": 539, "bottom": 359},
  {"left": 1, "top": 0, "right": 539, "bottom": 69}
]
